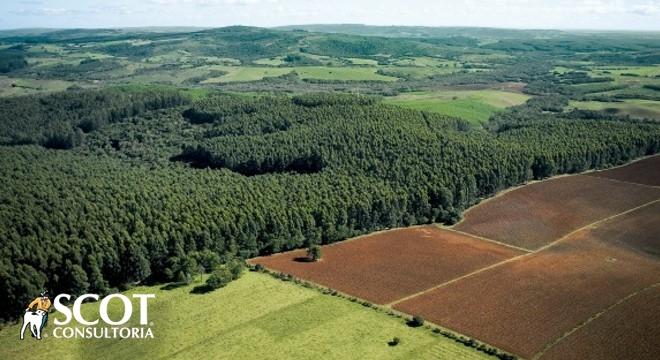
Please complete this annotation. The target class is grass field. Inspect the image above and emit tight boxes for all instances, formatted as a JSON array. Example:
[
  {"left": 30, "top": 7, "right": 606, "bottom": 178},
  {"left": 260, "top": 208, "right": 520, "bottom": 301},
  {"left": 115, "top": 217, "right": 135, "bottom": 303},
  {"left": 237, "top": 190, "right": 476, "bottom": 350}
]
[
  {"left": 383, "top": 90, "right": 529, "bottom": 124},
  {"left": 346, "top": 57, "right": 379, "bottom": 66},
  {"left": 295, "top": 66, "right": 397, "bottom": 81},
  {"left": 568, "top": 100, "right": 660, "bottom": 120},
  {"left": 0, "top": 272, "right": 489, "bottom": 360},
  {"left": 201, "top": 65, "right": 397, "bottom": 83},
  {"left": 589, "top": 65, "right": 660, "bottom": 79},
  {"left": 201, "top": 66, "right": 292, "bottom": 83},
  {"left": 0, "top": 76, "right": 80, "bottom": 97}
]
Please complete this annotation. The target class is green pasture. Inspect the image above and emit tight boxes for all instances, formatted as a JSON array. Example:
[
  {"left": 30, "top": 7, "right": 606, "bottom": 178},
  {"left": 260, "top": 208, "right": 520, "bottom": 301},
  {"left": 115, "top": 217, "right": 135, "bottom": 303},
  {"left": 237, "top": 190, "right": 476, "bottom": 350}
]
[
  {"left": 568, "top": 99, "right": 660, "bottom": 120},
  {"left": 0, "top": 272, "right": 488, "bottom": 360},
  {"left": 384, "top": 90, "right": 530, "bottom": 124}
]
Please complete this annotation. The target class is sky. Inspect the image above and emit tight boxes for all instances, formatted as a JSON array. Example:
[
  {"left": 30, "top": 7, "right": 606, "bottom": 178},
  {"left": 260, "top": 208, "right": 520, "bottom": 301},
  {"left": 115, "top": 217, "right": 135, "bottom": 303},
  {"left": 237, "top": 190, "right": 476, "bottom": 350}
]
[{"left": 1, "top": 0, "right": 660, "bottom": 31}]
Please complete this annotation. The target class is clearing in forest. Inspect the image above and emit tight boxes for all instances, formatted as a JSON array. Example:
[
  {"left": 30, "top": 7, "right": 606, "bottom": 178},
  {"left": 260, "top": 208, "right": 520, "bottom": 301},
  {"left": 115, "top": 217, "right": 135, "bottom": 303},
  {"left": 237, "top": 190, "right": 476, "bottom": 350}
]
[{"left": 383, "top": 89, "right": 530, "bottom": 124}]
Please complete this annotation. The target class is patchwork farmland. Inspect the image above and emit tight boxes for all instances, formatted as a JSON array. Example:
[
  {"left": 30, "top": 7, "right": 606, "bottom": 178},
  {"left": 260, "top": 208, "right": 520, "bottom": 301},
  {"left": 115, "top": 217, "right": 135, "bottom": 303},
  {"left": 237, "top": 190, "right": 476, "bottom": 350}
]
[
  {"left": 252, "top": 155, "right": 660, "bottom": 360},
  {"left": 251, "top": 226, "right": 524, "bottom": 304}
]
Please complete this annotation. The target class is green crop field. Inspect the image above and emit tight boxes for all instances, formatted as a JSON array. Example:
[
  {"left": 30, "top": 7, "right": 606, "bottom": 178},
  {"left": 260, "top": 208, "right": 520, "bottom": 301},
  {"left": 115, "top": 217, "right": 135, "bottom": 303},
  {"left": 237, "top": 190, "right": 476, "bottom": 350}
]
[
  {"left": 201, "top": 66, "right": 292, "bottom": 83},
  {"left": 384, "top": 90, "right": 530, "bottom": 124},
  {"left": 295, "top": 66, "right": 398, "bottom": 81},
  {"left": 568, "top": 99, "right": 660, "bottom": 120},
  {"left": 0, "top": 272, "right": 488, "bottom": 360}
]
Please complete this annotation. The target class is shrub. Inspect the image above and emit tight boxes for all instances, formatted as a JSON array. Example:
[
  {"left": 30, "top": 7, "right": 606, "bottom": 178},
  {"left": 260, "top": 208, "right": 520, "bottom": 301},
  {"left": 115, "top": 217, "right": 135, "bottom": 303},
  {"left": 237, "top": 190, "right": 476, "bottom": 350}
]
[
  {"left": 253, "top": 263, "right": 264, "bottom": 272},
  {"left": 307, "top": 245, "right": 322, "bottom": 261},
  {"left": 407, "top": 315, "right": 425, "bottom": 327},
  {"left": 388, "top": 337, "right": 401, "bottom": 346},
  {"left": 226, "top": 258, "right": 245, "bottom": 280},
  {"left": 205, "top": 266, "right": 233, "bottom": 290}
]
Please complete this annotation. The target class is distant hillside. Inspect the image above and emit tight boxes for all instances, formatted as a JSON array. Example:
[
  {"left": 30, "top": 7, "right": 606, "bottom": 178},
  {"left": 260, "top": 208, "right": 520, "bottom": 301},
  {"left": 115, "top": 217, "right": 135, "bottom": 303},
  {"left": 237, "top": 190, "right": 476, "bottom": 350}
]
[{"left": 275, "top": 24, "right": 566, "bottom": 39}]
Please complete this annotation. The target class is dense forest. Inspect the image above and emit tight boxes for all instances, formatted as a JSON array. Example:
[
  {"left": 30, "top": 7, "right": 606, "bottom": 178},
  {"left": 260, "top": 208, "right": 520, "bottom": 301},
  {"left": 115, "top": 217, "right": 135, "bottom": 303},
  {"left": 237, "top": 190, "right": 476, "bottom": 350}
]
[{"left": 1, "top": 87, "right": 659, "bottom": 322}]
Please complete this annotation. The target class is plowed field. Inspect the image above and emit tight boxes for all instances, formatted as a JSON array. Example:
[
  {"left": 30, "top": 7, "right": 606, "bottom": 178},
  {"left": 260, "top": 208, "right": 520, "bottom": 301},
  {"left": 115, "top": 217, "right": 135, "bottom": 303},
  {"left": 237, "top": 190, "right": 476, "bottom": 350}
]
[
  {"left": 454, "top": 174, "right": 660, "bottom": 250},
  {"left": 588, "top": 155, "right": 660, "bottom": 187},
  {"left": 394, "top": 210, "right": 660, "bottom": 358},
  {"left": 250, "top": 226, "right": 523, "bottom": 304}
]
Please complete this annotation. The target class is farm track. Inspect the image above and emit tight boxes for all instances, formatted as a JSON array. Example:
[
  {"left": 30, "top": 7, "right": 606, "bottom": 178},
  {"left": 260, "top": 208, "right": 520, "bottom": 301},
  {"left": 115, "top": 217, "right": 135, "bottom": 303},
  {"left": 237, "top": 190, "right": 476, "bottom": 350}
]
[
  {"left": 583, "top": 173, "right": 660, "bottom": 189},
  {"left": 532, "top": 282, "right": 660, "bottom": 360}
]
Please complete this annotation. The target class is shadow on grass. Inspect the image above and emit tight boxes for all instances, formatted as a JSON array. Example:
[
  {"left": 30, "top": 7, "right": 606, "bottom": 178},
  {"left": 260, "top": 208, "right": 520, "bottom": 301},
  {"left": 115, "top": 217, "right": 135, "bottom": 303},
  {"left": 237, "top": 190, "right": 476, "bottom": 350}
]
[
  {"left": 190, "top": 284, "right": 214, "bottom": 294},
  {"left": 160, "top": 282, "right": 188, "bottom": 291}
]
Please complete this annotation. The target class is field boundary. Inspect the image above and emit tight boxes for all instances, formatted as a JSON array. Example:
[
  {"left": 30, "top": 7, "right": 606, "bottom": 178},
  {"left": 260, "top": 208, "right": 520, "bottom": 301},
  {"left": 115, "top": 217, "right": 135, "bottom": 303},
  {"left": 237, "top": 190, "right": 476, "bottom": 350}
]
[
  {"left": 452, "top": 153, "right": 660, "bottom": 228},
  {"left": 386, "top": 252, "right": 529, "bottom": 307},
  {"left": 249, "top": 266, "right": 522, "bottom": 360},
  {"left": 437, "top": 226, "right": 533, "bottom": 253},
  {"left": 388, "top": 198, "right": 660, "bottom": 308},
  {"left": 583, "top": 173, "right": 660, "bottom": 189},
  {"left": 532, "top": 282, "right": 660, "bottom": 360},
  {"left": 247, "top": 225, "right": 430, "bottom": 262}
]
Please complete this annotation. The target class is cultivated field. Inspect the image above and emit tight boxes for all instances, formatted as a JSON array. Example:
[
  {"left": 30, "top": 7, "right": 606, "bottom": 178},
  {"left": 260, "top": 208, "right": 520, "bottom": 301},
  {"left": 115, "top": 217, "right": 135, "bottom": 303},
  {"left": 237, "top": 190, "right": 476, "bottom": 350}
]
[
  {"left": 588, "top": 155, "right": 660, "bottom": 187},
  {"left": 453, "top": 174, "right": 660, "bottom": 250},
  {"left": 250, "top": 226, "right": 524, "bottom": 304},
  {"left": 580, "top": 200, "right": 660, "bottom": 259},
  {"left": 0, "top": 272, "right": 489, "bottom": 360},
  {"left": 539, "top": 285, "right": 660, "bottom": 360},
  {"left": 395, "top": 211, "right": 660, "bottom": 358}
]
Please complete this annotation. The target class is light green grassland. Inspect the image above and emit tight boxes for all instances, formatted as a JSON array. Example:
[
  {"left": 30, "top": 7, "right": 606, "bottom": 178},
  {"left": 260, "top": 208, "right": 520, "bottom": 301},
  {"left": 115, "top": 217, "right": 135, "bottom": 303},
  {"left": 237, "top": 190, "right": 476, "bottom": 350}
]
[
  {"left": 589, "top": 66, "right": 660, "bottom": 78},
  {"left": 202, "top": 66, "right": 398, "bottom": 83},
  {"left": 0, "top": 272, "right": 488, "bottom": 360},
  {"left": 201, "top": 66, "right": 292, "bottom": 83},
  {"left": 346, "top": 57, "right": 379, "bottom": 66},
  {"left": 380, "top": 66, "right": 459, "bottom": 79},
  {"left": 568, "top": 99, "right": 660, "bottom": 120},
  {"left": 253, "top": 57, "right": 286, "bottom": 66},
  {"left": 391, "top": 57, "right": 458, "bottom": 68},
  {"left": 384, "top": 90, "right": 530, "bottom": 124},
  {"left": 294, "top": 66, "right": 397, "bottom": 81},
  {"left": 0, "top": 76, "right": 80, "bottom": 97}
]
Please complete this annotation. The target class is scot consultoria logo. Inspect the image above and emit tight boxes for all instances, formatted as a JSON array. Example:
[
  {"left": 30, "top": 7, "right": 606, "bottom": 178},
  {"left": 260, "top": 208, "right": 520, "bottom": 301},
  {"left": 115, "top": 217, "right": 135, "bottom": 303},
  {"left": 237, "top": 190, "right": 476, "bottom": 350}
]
[
  {"left": 20, "top": 290, "right": 156, "bottom": 340},
  {"left": 20, "top": 290, "right": 51, "bottom": 340}
]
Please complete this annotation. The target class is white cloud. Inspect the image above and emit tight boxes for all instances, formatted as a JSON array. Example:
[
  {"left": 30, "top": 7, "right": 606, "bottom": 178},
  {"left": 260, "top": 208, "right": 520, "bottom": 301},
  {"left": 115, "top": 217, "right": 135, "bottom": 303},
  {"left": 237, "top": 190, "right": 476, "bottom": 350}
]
[
  {"left": 630, "top": 3, "right": 660, "bottom": 15},
  {"left": 11, "top": 7, "right": 70, "bottom": 16}
]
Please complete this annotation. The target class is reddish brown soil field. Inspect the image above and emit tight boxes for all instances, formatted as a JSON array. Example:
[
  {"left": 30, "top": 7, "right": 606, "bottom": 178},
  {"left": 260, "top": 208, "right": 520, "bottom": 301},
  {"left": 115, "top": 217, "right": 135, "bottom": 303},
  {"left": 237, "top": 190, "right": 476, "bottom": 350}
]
[
  {"left": 586, "top": 200, "right": 660, "bottom": 259},
  {"left": 393, "top": 225, "right": 660, "bottom": 358},
  {"left": 540, "top": 285, "right": 660, "bottom": 360},
  {"left": 588, "top": 155, "right": 660, "bottom": 187},
  {"left": 250, "top": 226, "right": 524, "bottom": 305},
  {"left": 454, "top": 174, "right": 660, "bottom": 250}
]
